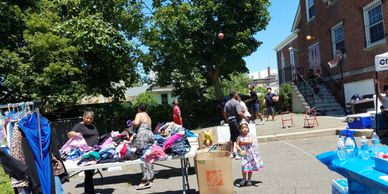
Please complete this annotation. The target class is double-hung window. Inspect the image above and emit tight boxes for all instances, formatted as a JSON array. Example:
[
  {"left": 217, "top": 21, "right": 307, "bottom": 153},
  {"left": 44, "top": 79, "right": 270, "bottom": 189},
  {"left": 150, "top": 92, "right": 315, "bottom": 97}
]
[
  {"left": 363, "top": 0, "right": 385, "bottom": 47},
  {"left": 331, "top": 22, "right": 345, "bottom": 57},
  {"left": 305, "top": 0, "right": 315, "bottom": 21}
]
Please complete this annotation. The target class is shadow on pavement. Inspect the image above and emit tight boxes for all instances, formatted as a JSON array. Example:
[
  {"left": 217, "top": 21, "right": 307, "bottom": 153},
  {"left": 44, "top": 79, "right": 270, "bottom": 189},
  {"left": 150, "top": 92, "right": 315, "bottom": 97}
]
[
  {"left": 74, "top": 166, "right": 196, "bottom": 187},
  {"left": 94, "top": 188, "right": 115, "bottom": 194},
  {"left": 152, "top": 189, "right": 198, "bottom": 194},
  {"left": 233, "top": 178, "right": 263, "bottom": 187}
]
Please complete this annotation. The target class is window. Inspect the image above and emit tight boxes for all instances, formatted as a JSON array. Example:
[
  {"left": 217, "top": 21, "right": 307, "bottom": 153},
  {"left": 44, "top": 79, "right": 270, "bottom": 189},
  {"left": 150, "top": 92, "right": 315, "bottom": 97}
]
[
  {"left": 281, "top": 52, "right": 286, "bottom": 83},
  {"left": 363, "top": 0, "right": 385, "bottom": 47},
  {"left": 161, "top": 94, "right": 168, "bottom": 105},
  {"left": 305, "top": 0, "right": 315, "bottom": 21},
  {"left": 331, "top": 22, "right": 345, "bottom": 57}
]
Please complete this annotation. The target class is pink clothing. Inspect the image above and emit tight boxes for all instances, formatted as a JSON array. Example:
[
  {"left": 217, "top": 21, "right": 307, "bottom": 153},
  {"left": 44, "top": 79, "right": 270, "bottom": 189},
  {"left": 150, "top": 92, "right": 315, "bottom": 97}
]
[
  {"left": 163, "top": 133, "right": 183, "bottom": 151},
  {"left": 100, "top": 136, "right": 113, "bottom": 148},
  {"left": 173, "top": 105, "right": 183, "bottom": 125},
  {"left": 142, "top": 144, "right": 167, "bottom": 163},
  {"left": 60, "top": 133, "right": 92, "bottom": 154}
]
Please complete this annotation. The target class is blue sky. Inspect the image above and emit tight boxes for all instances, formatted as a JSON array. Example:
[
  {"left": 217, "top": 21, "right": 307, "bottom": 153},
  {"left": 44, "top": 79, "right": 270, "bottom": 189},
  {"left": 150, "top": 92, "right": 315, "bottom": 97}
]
[{"left": 244, "top": 0, "right": 299, "bottom": 73}]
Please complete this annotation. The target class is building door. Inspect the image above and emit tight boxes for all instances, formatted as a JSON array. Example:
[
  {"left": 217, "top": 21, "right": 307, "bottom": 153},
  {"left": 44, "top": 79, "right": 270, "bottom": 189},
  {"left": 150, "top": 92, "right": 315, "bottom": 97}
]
[{"left": 308, "top": 42, "right": 321, "bottom": 71}]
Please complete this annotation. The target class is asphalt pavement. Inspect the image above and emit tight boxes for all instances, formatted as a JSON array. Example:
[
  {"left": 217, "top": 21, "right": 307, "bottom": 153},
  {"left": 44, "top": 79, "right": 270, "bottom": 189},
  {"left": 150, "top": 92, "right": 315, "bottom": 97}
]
[{"left": 63, "top": 135, "right": 342, "bottom": 194}]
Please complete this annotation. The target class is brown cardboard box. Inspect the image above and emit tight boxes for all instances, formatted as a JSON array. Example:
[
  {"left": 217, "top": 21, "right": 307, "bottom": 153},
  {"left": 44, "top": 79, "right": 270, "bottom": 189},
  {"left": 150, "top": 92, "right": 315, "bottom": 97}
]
[{"left": 194, "top": 151, "right": 233, "bottom": 194}]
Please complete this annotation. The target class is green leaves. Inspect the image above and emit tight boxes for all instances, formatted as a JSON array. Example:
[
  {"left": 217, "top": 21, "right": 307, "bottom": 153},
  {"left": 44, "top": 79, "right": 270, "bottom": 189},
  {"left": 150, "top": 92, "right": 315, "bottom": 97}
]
[
  {"left": 0, "top": 0, "right": 144, "bottom": 106},
  {"left": 142, "top": 0, "right": 270, "bottom": 99}
]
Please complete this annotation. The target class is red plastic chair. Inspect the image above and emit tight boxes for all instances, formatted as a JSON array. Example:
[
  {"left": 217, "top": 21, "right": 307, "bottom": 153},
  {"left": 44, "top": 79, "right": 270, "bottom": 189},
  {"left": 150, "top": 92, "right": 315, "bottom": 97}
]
[
  {"left": 304, "top": 109, "right": 319, "bottom": 128},
  {"left": 281, "top": 111, "right": 294, "bottom": 128}
]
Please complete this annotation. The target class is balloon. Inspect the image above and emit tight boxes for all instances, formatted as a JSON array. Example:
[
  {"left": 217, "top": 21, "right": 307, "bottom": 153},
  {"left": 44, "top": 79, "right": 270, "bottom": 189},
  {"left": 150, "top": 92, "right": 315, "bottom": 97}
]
[{"left": 217, "top": 32, "right": 224, "bottom": 40}]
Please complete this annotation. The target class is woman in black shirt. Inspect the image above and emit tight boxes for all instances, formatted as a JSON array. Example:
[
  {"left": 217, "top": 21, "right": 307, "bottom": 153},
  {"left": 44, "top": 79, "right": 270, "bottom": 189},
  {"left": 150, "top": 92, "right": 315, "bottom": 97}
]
[{"left": 67, "top": 110, "right": 98, "bottom": 194}]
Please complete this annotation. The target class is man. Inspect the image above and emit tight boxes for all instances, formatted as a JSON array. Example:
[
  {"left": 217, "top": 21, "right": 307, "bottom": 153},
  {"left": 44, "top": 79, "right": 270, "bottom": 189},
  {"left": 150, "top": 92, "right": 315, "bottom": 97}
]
[
  {"left": 376, "top": 79, "right": 388, "bottom": 127},
  {"left": 264, "top": 87, "right": 277, "bottom": 121},
  {"left": 247, "top": 85, "right": 264, "bottom": 124},
  {"left": 224, "top": 91, "right": 249, "bottom": 157}
]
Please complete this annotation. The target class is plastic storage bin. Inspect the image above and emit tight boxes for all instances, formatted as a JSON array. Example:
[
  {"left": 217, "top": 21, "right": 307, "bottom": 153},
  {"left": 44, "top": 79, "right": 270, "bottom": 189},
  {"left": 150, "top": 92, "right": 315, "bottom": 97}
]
[
  {"left": 374, "top": 157, "right": 388, "bottom": 174},
  {"left": 346, "top": 114, "right": 372, "bottom": 129},
  {"left": 332, "top": 179, "right": 349, "bottom": 194}
]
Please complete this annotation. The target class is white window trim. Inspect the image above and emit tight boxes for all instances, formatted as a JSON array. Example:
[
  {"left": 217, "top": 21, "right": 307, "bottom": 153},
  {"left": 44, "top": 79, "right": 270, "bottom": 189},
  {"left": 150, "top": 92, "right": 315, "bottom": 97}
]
[
  {"left": 363, "top": 0, "right": 386, "bottom": 48},
  {"left": 290, "top": 49, "right": 295, "bottom": 66},
  {"left": 281, "top": 52, "right": 285, "bottom": 68},
  {"left": 305, "top": 0, "right": 315, "bottom": 21},
  {"left": 331, "top": 21, "right": 344, "bottom": 57}
]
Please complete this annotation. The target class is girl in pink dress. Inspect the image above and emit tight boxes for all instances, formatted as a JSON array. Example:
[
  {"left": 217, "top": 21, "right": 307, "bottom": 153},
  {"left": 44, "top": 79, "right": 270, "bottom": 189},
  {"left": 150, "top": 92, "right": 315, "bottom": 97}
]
[{"left": 236, "top": 121, "right": 264, "bottom": 187}]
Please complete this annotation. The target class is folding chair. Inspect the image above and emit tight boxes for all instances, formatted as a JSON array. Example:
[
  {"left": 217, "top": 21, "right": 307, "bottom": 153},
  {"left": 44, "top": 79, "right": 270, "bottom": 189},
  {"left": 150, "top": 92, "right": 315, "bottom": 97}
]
[
  {"left": 281, "top": 111, "right": 294, "bottom": 128},
  {"left": 304, "top": 109, "right": 319, "bottom": 128}
]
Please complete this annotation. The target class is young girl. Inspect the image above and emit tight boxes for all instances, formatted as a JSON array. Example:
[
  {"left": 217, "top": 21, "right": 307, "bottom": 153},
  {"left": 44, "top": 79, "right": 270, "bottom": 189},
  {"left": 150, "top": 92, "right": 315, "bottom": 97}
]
[{"left": 236, "top": 121, "right": 264, "bottom": 187}]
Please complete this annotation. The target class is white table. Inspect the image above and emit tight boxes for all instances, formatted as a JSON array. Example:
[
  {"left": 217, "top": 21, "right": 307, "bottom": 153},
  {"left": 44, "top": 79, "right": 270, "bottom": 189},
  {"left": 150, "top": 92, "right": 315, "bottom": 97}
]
[{"left": 65, "top": 145, "right": 198, "bottom": 194}]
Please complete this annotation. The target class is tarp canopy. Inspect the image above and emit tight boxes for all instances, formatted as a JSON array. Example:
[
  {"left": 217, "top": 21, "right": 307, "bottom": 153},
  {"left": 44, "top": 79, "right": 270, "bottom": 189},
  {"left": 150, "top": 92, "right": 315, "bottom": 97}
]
[{"left": 375, "top": 52, "right": 388, "bottom": 72}]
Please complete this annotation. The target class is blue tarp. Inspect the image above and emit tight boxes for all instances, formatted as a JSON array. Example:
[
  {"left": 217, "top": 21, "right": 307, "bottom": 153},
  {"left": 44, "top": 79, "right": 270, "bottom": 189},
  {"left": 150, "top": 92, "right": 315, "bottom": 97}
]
[{"left": 316, "top": 149, "right": 388, "bottom": 194}]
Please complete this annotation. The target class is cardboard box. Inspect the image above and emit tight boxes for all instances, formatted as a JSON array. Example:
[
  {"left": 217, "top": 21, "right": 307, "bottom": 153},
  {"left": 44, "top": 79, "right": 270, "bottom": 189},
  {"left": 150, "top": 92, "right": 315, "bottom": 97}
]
[{"left": 195, "top": 151, "right": 233, "bottom": 194}]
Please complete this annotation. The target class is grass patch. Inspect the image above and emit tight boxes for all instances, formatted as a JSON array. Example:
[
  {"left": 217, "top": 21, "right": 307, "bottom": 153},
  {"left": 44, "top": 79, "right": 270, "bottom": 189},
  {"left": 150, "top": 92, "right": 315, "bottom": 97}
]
[{"left": 0, "top": 167, "right": 13, "bottom": 194}]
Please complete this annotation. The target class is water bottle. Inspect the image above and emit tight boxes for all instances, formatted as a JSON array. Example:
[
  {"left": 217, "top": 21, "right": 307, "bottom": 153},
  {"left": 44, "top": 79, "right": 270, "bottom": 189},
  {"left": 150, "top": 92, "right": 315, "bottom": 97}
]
[
  {"left": 345, "top": 137, "right": 355, "bottom": 159},
  {"left": 371, "top": 132, "right": 380, "bottom": 154},
  {"left": 359, "top": 136, "right": 369, "bottom": 160},
  {"left": 337, "top": 137, "right": 346, "bottom": 160}
]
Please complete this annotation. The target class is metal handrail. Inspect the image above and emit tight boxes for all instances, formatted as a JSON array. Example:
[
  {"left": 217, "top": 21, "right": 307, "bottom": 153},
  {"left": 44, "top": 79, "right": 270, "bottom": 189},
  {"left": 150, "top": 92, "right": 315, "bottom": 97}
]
[
  {"left": 294, "top": 69, "right": 317, "bottom": 107},
  {"left": 280, "top": 65, "right": 317, "bottom": 107}
]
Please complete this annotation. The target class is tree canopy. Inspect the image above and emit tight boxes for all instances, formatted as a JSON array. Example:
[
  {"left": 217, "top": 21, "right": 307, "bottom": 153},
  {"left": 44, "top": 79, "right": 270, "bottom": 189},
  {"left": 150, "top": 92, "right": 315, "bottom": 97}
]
[
  {"left": 0, "top": 0, "right": 144, "bottom": 106},
  {"left": 142, "top": 0, "right": 270, "bottom": 99}
]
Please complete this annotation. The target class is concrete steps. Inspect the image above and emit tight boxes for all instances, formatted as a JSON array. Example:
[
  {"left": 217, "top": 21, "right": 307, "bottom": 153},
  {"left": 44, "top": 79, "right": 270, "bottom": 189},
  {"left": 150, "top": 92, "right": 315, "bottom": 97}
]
[{"left": 295, "top": 83, "right": 345, "bottom": 116}]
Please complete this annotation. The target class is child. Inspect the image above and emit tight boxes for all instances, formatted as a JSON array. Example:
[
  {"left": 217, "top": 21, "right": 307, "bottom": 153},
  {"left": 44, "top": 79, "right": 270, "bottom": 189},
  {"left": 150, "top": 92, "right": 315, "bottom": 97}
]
[{"left": 236, "top": 121, "right": 264, "bottom": 187}]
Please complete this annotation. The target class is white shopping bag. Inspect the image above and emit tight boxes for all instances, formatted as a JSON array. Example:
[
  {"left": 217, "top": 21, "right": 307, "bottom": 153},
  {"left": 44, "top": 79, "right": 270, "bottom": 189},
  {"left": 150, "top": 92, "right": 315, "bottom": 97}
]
[
  {"left": 216, "top": 123, "right": 258, "bottom": 149},
  {"left": 248, "top": 124, "right": 259, "bottom": 150},
  {"left": 216, "top": 125, "right": 231, "bottom": 144}
]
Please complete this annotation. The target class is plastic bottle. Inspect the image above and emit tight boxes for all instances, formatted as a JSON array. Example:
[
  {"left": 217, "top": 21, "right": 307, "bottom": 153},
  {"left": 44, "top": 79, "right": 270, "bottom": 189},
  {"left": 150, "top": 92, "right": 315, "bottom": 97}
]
[
  {"left": 345, "top": 137, "right": 355, "bottom": 159},
  {"left": 371, "top": 132, "right": 380, "bottom": 154},
  {"left": 359, "top": 136, "right": 369, "bottom": 160},
  {"left": 337, "top": 137, "right": 346, "bottom": 160}
]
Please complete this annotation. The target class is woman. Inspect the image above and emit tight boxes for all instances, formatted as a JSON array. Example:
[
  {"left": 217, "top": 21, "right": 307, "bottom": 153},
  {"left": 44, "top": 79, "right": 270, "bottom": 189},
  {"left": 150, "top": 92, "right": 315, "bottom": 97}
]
[
  {"left": 67, "top": 110, "right": 98, "bottom": 194},
  {"left": 172, "top": 99, "right": 183, "bottom": 125},
  {"left": 131, "top": 103, "right": 155, "bottom": 190}
]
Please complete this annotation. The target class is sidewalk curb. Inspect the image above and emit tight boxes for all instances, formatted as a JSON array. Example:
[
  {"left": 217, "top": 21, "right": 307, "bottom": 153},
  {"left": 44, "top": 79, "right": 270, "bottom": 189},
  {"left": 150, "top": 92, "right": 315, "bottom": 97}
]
[
  {"left": 257, "top": 128, "right": 375, "bottom": 143},
  {"left": 257, "top": 128, "right": 338, "bottom": 143}
]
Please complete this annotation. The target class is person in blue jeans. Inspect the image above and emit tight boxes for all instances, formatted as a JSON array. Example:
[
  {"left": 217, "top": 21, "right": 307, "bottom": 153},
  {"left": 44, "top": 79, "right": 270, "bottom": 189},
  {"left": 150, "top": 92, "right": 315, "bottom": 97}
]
[
  {"left": 248, "top": 85, "right": 263, "bottom": 124},
  {"left": 264, "top": 87, "right": 278, "bottom": 121}
]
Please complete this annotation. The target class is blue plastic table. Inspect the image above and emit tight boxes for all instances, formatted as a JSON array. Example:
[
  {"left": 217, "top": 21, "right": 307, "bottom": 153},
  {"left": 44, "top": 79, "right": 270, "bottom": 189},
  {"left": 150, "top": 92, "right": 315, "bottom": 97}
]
[{"left": 317, "top": 149, "right": 388, "bottom": 193}]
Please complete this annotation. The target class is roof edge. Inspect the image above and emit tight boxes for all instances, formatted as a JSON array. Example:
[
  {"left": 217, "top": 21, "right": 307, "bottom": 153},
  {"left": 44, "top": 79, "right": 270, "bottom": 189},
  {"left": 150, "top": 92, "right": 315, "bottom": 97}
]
[{"left": 273, "top": 29, "right": 299, "bottom": 52}]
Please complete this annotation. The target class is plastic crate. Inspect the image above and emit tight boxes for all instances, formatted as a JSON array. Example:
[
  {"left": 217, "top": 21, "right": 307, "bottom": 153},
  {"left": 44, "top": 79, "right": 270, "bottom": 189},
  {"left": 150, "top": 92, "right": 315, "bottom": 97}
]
[
  {"left": 346, "top": 114, "right": 372, "bottom": 129},
  {"left": 332, "top": 179, "right": 349, "bottom": 194},
  {"left": 375, "top": 157, "right": 388, "bottom": 174}
]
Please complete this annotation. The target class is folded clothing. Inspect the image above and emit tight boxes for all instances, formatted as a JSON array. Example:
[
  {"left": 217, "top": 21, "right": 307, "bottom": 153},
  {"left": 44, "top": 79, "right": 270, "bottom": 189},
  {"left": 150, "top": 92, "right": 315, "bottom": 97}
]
[{"left": 141, "top": 144, "right": 166, "bottom": 163}]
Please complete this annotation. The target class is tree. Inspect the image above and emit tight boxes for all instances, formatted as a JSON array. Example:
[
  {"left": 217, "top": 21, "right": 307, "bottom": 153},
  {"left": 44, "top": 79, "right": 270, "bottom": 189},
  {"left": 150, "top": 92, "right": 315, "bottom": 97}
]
[
  {"left": 206, "top": 72, "right": 251, "bottom": 99},
  {"left": 142, "top": 0, "right": 270, "bottom": 99},
  {"left": 0, "top": 0, "right": 144, "bottom": 106},
  {"left": 133, "top": 92, "right": 158, "bottom": 107}
]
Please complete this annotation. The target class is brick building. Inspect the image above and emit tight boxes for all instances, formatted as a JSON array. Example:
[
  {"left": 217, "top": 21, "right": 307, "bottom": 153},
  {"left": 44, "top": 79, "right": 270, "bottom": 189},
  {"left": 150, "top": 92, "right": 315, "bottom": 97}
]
[{"left": 275, "top": 0, "right": 388, "bottom": 107}]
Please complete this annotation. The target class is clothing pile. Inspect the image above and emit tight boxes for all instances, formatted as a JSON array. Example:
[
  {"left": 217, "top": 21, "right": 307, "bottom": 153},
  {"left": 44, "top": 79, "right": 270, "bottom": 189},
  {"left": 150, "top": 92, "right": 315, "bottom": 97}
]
[
  {"left": 61, "top": 122, "right": 197, "bottom": 166},
  {"left": 0, "top": 107, "right": 68, "bottom": 194}
]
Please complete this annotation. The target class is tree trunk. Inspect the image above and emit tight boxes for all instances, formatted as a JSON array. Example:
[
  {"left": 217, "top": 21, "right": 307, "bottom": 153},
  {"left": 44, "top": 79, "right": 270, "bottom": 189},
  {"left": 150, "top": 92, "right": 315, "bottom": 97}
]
[{"left": 208, "top": 67, "right": 222, "bottom": 100}]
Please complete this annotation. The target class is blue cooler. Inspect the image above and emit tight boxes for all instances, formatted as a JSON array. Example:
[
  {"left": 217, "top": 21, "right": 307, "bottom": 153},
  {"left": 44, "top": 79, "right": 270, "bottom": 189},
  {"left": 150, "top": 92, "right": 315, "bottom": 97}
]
[
  {"left": 346, "top": 114, "right": 372, "bottom": 129},
  {"left": 332, "top": 179, "right": 348, "bottom": 194}
]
